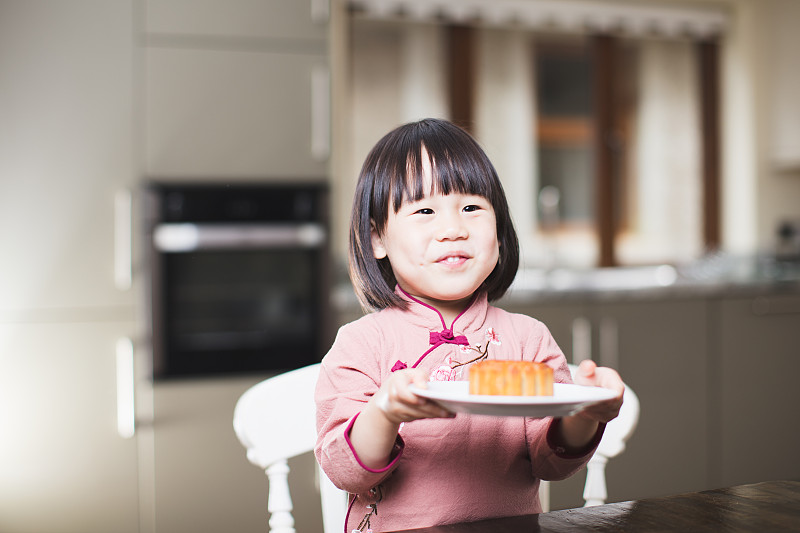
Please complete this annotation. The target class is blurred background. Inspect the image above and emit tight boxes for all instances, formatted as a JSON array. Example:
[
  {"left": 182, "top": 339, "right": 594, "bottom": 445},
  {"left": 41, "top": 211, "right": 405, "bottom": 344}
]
[{"left": 1, "top": 0, "right": 799, "bottom": 532}]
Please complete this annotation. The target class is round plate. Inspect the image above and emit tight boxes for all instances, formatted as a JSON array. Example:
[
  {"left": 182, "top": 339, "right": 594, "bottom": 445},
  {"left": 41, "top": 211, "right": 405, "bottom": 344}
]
[{"left": 409, "top": 381, "right": 617, "bottom": 418}]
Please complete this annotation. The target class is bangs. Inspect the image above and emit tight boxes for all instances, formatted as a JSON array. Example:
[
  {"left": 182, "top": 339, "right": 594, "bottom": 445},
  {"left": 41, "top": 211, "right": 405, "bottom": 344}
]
[
  {"left": 373, "top": 121, "right": 500, "bottom": 232},
  {"left": 390, "top": 141, "right": 495, "bottom": 212}
]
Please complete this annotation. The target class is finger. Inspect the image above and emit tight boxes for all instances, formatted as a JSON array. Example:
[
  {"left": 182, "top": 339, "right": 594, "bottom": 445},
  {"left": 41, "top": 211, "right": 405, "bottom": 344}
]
[
  {"left": 594, "top": 368, "right": 625, "bottom": 396},
  {"left": 413, "top": 400, "right": 455, "bottom": 419},
  {"left": 396, "top": 382, "right": 426, "bottom": 406},
  {"left": 580, "top": 397, "right": 623, "bottom": 422},
  {"left": 375, "top": 391, "right": 420, "bottom": 423},
  {"left": 578, "top": 359, "right": 597, "bottom": 378},
  {"left": 410, "top": 368, "right": 430, "bottom": 387},
  {"left": 388, "top": 398, "right": 453, "bottom": 422},
  {"left": 397, "top": 370, "right": 430, "bottom": 404}
]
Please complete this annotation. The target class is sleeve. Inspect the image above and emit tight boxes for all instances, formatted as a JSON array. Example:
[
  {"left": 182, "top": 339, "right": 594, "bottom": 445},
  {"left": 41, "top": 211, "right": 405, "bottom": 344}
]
[
  {"left": 314, "top": 317, "right": 404, "bottom": 495},
  {"left": 520, "top": 316, "right": 605, "bottom": 481}
]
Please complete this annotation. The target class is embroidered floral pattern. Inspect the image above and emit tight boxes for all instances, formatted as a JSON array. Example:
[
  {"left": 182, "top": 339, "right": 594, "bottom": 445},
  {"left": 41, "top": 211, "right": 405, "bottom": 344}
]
[
  {"left": 353, "top": 487, "right": 382, "bottom": 533},
  {"left": 429, "top": 355, "right": 459, "bottom": 381},
  {"left": 449, "top": 328, "right": 502, "bottom": 369},
  {"left": 485, "top": 327, "right": 501, "bottom": 345},
  {"left": 395, "top": 328, "right": 503, "bottom": 379}
]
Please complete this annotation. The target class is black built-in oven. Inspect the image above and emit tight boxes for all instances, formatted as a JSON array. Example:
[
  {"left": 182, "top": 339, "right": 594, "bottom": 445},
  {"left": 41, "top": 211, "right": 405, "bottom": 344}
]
[{"left": 144, "top": 183, "right": 331, "bottom": 379}]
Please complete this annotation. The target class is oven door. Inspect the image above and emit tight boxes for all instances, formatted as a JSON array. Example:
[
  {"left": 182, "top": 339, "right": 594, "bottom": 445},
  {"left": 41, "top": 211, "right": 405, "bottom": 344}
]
[{"left": 150, "top": 222, "right": 327, "bottom": 379}]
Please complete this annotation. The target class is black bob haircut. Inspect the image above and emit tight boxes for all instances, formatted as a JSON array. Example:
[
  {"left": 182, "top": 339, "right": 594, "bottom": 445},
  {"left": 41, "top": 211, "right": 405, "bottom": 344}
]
[{"left": 348, "top": 118, "right": 520, "bottom": 311}]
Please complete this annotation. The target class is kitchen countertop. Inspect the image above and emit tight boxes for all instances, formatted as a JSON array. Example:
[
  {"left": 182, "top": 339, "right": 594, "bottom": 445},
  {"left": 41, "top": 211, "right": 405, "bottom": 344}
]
[
  {"left": 331, "top": 254, "right": 800, "bottom": 311},
  {"left": 502, "top": 255, "right": 800, "bottom": 304}
]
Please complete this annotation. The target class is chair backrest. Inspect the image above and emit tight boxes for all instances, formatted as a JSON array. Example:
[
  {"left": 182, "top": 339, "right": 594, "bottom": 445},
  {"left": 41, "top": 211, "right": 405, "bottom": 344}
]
[
  {"left": 233, "top": 363, "right": 347, "bottom": 533},
  {"left": 539, "top": 364, "right": 640, "bottom": 511}
]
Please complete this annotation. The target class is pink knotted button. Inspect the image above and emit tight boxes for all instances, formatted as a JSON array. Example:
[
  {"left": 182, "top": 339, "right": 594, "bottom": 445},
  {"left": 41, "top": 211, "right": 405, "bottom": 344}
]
[
  {"left": 429, "top": 329, "right": 468, "bottom": 346},
  {"left": 390, "top": 360, "right": 408, "bottom": 372}
]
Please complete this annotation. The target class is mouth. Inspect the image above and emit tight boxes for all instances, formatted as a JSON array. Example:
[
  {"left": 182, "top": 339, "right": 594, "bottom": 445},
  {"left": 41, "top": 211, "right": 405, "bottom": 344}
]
[{"left": 436, "top": 252, "right": 470, "bottom": 266}]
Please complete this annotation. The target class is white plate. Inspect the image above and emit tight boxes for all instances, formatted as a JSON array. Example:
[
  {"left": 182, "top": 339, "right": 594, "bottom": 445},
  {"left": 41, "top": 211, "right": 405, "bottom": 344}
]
[{"left": 409, "top": 381, "right": 617, "bottom": 418}]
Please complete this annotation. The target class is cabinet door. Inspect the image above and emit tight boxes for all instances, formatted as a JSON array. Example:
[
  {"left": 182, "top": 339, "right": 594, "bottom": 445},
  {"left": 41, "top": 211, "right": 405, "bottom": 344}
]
[
  {"left": 143, "top": 377, "right": 324, "bottom": 533},
  {"left": 505, "top": 297, "right": 711, "bottom": 509},
  {"left": 145, "top": 0, "right": 328, "bottom": 41},
  {"left": 146, "top": 46, "right": 328, "bottom": 179},
  {"left": 716, "top": 293, "right": 800, "bottom": 487},
  {"left": 597, "top": 298, "right": 711, "bottom": 502},
  {"left": 0, "top": 0, "right": 135, "bottom": 310},
  {"left": 0, "top": 322, "right": 139, "bottom": 533}
]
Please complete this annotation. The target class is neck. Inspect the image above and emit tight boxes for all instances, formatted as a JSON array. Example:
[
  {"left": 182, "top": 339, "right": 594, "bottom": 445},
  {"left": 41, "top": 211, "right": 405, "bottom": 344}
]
[
  {"left": 397, "top": 285, "right": 476, "bottom": 328},
  {"left": 431, "top": 298, "right": 472, "bottom": 326}
]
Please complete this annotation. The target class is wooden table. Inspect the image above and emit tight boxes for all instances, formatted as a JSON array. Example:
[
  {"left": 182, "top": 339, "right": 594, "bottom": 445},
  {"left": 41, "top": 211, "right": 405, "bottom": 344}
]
[{"left": 388, "top": 481, "right": 800, "bottom": 533}]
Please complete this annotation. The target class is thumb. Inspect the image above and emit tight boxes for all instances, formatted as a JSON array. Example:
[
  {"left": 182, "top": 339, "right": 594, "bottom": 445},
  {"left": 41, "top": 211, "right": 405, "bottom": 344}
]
[{"left": 577, "top": 359, "right": 597, "bottom": 382}]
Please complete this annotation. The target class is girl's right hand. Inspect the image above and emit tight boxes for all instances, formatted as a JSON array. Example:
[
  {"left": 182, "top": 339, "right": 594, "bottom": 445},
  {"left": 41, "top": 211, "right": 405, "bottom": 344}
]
[{"left": 371, "top": 368, "right": 455, "bottom": 425}]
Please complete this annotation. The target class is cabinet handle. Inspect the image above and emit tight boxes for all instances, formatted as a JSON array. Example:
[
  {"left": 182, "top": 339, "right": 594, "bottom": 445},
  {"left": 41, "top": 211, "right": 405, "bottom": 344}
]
[
  {"left": 311, "top": 65, "right": 330, "bottom": 161},
  {"left": 116, "top": 337, "right": 135, "bottom": 439},
  {"left": 571, "top": 317, "right": 592, "bottom": 365},
  {"left": 114, "top": 189, "right": 132, "bottom": 291}
]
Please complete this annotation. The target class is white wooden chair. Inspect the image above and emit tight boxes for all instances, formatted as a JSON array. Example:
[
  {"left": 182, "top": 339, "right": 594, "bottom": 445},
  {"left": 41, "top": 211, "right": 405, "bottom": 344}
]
[
  {"left": 539, "top": 364, "right": 640, "bottom": 511},
  {"left": 233, "top": 363, "right": 347, "bottom": 533},
  {"left": 234, "top": 362, "right": 639, "bottom": 532}
]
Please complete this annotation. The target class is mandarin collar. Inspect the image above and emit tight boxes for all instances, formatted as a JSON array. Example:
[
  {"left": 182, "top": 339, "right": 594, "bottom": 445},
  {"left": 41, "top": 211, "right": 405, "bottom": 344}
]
[{"left": 393, "top": 285, "right": 490, "bottom": 335}]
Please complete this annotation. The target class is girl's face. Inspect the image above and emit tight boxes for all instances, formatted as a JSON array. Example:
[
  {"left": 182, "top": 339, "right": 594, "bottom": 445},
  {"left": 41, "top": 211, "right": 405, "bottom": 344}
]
[{"left": 371, "top": 154, "right": 500, "bottom": 319}]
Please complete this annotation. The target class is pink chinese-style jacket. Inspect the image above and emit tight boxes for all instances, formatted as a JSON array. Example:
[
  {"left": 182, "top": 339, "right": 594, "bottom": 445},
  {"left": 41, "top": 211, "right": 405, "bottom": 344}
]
[{"left": 315, "top": 289, "right": 602, "bottom": 532}]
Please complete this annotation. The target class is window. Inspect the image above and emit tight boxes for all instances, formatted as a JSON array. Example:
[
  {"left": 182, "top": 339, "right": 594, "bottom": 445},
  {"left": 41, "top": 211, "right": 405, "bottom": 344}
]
[
  {"left": 348, "top": 13, "right": 721, "bottom": 269},
  {"left": 533, "top": 34, "right": 714, "bottom": 267}
]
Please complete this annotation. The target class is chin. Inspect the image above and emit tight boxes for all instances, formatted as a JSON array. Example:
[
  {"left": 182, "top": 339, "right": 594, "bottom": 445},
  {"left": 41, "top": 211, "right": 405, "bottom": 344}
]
[{"left": 431, "top": 290, "right": 477, "bottom": 304}]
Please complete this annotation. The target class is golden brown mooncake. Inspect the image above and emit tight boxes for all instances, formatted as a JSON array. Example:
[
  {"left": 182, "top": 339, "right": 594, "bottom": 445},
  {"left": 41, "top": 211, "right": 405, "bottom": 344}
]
[{"left": 468, "top": 360, "right": 554, "bottom": 396}]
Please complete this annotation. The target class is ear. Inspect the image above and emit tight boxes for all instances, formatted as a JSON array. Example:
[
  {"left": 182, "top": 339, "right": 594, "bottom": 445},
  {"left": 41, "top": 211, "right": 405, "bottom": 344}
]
[{"left": 370, "top": 222, "right": 387, "bottom": 259}]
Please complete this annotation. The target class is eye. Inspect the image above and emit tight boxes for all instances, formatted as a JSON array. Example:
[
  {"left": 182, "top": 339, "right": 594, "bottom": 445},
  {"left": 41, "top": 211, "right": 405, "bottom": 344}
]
[
  {"left": 414, "top": 208, "right": 434, "bottom": 215},
  {"left": 463, "top": 204, "right": 482, "bottom": 213}
]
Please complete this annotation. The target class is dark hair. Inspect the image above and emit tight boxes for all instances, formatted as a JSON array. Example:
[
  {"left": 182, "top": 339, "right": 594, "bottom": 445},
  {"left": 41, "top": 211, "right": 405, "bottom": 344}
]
[{"left": 348, "top": 118, "right": 520, "bottom": 311}]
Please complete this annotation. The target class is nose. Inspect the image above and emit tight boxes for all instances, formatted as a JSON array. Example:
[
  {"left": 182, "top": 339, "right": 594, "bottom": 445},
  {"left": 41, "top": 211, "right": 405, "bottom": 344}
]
[{"left": 436, "top": 212, "right": 468, "bottom": 241}]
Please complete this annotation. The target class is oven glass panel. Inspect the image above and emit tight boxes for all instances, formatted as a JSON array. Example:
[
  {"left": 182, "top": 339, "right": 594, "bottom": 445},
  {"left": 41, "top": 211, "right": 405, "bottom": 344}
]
[{"left": 161, "top": 248, "right": 321, "bottom": 377}]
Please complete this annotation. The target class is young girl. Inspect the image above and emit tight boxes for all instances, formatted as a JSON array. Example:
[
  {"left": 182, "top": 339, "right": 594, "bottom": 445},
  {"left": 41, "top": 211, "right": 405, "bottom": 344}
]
[{"left": 315, "top": 118, "right": 624, "bottom": 533}]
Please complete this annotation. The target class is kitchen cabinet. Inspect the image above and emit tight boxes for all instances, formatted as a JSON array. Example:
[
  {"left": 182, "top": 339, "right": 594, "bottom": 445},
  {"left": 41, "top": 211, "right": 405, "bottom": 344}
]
[
  {"left": 144, "top": 0, "right": 329, "bottom": 41},
  {"left": 714, "top": 292, "right": 800, "bottom": 488},
  {"left": 587, "top": 298, "right": 711, "bottom": 502},
  {"left": 145, "top": 47, "right": 328, "bottom": 180},
  {"left": 143, "top": 0, "right": 330, "bottom": 180},
  {"left": 134, "top": 375, "right": 324, "bottom": 533},
  {"left": 144, "top": 377, "right": 268, "bottom": 533},
  {"left": 0, "top": 1, "right": 136, "bottom": 311},
  {"left": 0, "top": 2, "right": 139, "bottom": 532},
  {"left": 500, "top": 295, "right": 711, "bottom": 509},
  {"left": 0, "top": 321, "right": 140, "bottom": 533}
]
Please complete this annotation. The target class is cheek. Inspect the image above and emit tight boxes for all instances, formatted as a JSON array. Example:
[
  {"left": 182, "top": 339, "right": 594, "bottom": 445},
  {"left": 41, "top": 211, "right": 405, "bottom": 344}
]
[
  {"left": 491, "top": 241, "right": 501, "bottom": 265},
  {"left": 484, "top": 227, "right": 501, "bottom": 255}
]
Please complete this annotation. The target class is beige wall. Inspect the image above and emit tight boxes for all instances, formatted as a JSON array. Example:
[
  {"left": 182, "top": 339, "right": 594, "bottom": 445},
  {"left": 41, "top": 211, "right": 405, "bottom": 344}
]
[
  {"left": 713, "top": 0, "right": 800, "bottom": 253},
  {"left": 752, "top": 0, "right": 800, "bottom": 247}
]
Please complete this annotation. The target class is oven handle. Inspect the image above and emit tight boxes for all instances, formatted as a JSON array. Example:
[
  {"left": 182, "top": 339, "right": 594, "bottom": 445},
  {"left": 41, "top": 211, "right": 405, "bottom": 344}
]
[{"left": 153, "top": 223, "right": 326, "bottom": 252}]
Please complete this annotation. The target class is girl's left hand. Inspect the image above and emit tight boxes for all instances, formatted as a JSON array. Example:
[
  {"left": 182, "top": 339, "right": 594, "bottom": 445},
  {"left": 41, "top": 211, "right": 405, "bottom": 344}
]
[{"left": 572, "top": 359, "right": 624, "bottom": 423}]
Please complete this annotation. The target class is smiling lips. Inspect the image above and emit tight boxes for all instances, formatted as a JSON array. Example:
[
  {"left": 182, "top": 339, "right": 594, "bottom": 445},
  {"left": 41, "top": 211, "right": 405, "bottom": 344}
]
[{"left": 437, "top": 252, "right": 470, "bottom": 266}]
